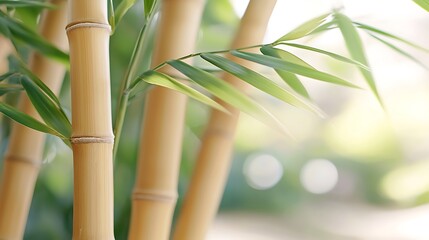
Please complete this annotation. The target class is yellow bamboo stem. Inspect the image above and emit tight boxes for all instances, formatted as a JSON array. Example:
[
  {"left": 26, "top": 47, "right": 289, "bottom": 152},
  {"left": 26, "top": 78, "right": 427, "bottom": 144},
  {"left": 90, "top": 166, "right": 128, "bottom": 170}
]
[
  {"left": 127, "top": 0, "right": 205, "bottom": 239},
  {"left": 66, "top": 0, "right": 114, "bottom": 239},
  {"left": 0, "top": 1, "right": 68, "bottom": 239},
  {"left": 0, "top": 35, "right": 12, "bottom": 74},
  {"left": 172, "top": 1, "right": 277, "bottom": 239}
]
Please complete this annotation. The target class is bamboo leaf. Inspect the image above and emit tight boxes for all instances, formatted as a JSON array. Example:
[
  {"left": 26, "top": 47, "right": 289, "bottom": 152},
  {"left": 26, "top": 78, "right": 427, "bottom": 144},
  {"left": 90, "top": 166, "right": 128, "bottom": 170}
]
[
  {"left": 144, "top": 0, "right": 156, "bottom": 17},
  {"left": 277, "top": 43, "right": 370, "bottom": 70},
  {"left": 0, "top": 0, "right": 55, "bottom": 8},
  {"left": 276, "top": 13, "right": 330, "bottom": 42},
  {"left": 114, "top": 0, "right": 136, "bottom": 27},
  {"left": 309, "top": 20, "right": 337, "bottom": 35},
  {"left": 368, "top": 33, "right": 428, "bottom": 69},
  {"left": 201, "top": 53, "right": 324, "bottom": 117},
  {"left": 108, "top": 0, "right": 115, "bottom": 30},
  {"left": 20, "top": 76, "right": 71, "bottom": 138},
  {"left": 20, "top": 67, "right": 62, "bottom": 106},
  {"left": 0, "top": 83, "right": 23, "bottom": 95},
  {"left": 259, "top": 46, "right": 310, "bottom": 98},
  {"left": 413, "top": 0, "right": 429, "bottom": 11},
  {"left": 0, "top": 71, "right": 18, "bottom": 81},
  {"left": 0, "top": 11, "right": 68, "bottom": 64},
  {"left": 231, "top": 50, "right": 359, "bottom": 88},
  {"left": 0, "top": 102, "right": 64, "bottom": 138},
  {"left": 138, "top": 70, "right": 228, "bottom": 113},
  {"left": 354, "top": 21, "right": 429, "bottom": 53},
  {"left": 335, "top": 13, "right": 382, "bottom": 104},
  {"left": 167, "top": 60, "right": 291, "bottom": 135},
  {"left": 260, "top": 46, "right": 314, "bottom": 68}
]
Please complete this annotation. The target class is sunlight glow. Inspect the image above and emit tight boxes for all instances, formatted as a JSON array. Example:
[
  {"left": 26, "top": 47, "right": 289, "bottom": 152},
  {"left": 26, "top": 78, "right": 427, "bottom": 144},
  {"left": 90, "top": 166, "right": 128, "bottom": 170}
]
[
  {"left": 300, "top": 159, "right": 338, "bottom": 194},
  {"left": 243, "top": 154, "right": 284, "bottom": 190}
]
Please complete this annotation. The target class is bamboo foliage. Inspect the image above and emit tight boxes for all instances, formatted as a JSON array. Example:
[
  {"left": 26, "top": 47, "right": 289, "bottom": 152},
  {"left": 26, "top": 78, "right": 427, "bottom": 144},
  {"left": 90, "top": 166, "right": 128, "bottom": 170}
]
[
  {"left": 173, "top": 1, "right": 277, "bottom": 239},
  {"left": 66, "top": 0, "right": 114, "bottom": 239},
  {"left": 0, "top": 1, "right": 67, "bottom": 239},
  {"left": 128, "top": 0, "right": 205, "bottom": 239}
]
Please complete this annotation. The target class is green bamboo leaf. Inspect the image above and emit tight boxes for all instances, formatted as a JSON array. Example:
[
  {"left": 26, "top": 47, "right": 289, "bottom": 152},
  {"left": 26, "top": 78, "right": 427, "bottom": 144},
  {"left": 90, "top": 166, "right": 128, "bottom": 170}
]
[
  {"left": 20, "top": 67, "right": 62, "bottom": 106},
  {"left": 0, "top": 83, "right": 23, "bottom": 95},
  {"left": 137, "top": 70, "right": 228, "bottom": 113},
  {"left": 0, "top": 11, "right": 68, "bottom": 64},
  {"left": 114, "top": 0, "right": 136, "bottom": 27},
  {"left": 277, "top": 43, "right": 370, "bottom": 70},
  {"left": 144, "top": 0, "right": 156, "bottom": 17},
  {"left": 0, "top": 102, "right": 64, "bottom": 138},
  {"left": 413, "top": 0, "right": 429, "bottom": 11},
  {"left": 231, "top": 50, "right": 359, "bottom": 88},
  {"left": 309, "top": 20, "right": 337, "bottom": 35},
  {"left": 354, "top": 21, "right": 429, "bottom": 53},
  {"left": 108, "top": 0, "right": 115, "bottom": 30},
  {"left": 167, "top": 60, "right": 291, "bottom": 135},
  {"left": 0, "top": 0, "right": 55, "bottom": 8},
  {"left": 335, "top": 12, "right": 382, "bottom": 104},
  {"left": 259, "top": 46, "right": 310, "bottom": 98},
  {"left": 201, "top": 53, "right": 324, "bottom": 117},
  {"left": 20, "top": 76, "right": 71, "bottom": 138},
  {"left": 0, "top": 72, "right": 18, "bottom": 81},
  {"left": 368, "top": 33, "right": 428, "bottom": 69},
  {"left": 260, "top": 46, "right": 314, "bottom": 68},
  {"left": 276, "top": 13, "right": 330, "bottom": 42}
]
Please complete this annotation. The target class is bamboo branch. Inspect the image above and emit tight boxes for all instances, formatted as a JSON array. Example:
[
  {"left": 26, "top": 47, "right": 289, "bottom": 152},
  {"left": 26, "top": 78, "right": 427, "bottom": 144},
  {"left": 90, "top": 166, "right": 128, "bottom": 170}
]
[
  {"left": 0, "top": 1, "right": 68, "bottom": 239},
  {"left": 172, "top": 1, "right": 277, "bottom": 239},
  {"left": 127, "top": 0, "right": 205, "bottom": 239},
  {"left": 67, "top": 0, "right": 114, "bottom": 239}
]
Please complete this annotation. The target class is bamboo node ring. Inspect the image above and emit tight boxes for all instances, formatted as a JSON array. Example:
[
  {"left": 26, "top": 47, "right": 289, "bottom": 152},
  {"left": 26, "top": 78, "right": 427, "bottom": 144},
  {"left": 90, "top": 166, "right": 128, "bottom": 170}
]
[
  {"left": 132, "top": 191, "right": 178, "bottom": 202},
  {"left": 5, "top": 155, "right": 41, "bottom": 168},
  {"left": 71, "top": 136, "right": 114, "bottom": 144},
  {"left": 66, "top": 22, "right": 111, "bottom": 33}
]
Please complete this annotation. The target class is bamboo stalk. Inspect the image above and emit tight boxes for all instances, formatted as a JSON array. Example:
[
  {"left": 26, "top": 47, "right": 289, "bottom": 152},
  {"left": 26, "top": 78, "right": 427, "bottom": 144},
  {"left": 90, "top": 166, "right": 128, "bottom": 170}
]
[
  {"left": 172, "top": 1, "right": 277, "bottom": 239},
  {"left": 127, "top": 0, "right": 205, "bottom": 239},
  {"left": 66, "top": 0, "right": 114, "bottom": 239},
  {"left": 0, "top": 1, "right": 68, "bottom": 239},
  {"left": 0, "top": 36, "right": 12, "bottom": 74}
]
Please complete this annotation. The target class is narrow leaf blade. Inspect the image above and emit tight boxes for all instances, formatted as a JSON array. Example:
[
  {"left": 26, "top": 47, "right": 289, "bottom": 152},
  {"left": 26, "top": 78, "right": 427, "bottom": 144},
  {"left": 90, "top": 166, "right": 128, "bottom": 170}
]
[
  {"left": 413, "top": 0, "right": 429, "bottom": 11},
  {"left": 335, "top": 12, "right": 382, "bottom": 104},
  {"left": 167, "top": 60, "right": 291, "bottom": 135},
  {"left": 0, "top": 83, "right": 23, "bottom": 95},
  {"left": 139, "top": 70, "right": 228, "bottom": 113},
  {"left": 0, "top": 11, "right": 69, "bottom": 64},
  {"left": 260, "top": 46, "right": 310, "bottom": 98},
  {"left": 368, "top": 33, "right": 428, "bottom": 69},
  {"left": 231, "top": 50, "right": 359, "bottom": 88},
  {"left": 0, "top": 102, "right": 63, "bottom": 137},
  {"left": 201, "top": 53, "right": 324, "bottom": 117},
  {"left": 21, "top": 76, "right": 71, "bottom": 138},
  {"left": 355, "top": 21, "right": 429, "bottom": 53},
  {"left": 278, "top": 43, "right": 369, "bottom": 70},
  {"left": 276, "top": 13, "right": 330, "bottom": 42}
]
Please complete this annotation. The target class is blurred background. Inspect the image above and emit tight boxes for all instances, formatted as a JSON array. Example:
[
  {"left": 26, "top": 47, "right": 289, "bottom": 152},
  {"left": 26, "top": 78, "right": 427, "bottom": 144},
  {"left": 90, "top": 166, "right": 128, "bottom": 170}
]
[{"left": 3, "top": 0, "right": 429, "bottom": 239}]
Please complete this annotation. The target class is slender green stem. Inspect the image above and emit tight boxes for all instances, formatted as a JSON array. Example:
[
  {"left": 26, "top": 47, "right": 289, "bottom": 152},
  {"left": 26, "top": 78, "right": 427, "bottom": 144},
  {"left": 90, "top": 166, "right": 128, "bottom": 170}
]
[{"left": 113, "top": 11, "right": 157, "bottom": 158}]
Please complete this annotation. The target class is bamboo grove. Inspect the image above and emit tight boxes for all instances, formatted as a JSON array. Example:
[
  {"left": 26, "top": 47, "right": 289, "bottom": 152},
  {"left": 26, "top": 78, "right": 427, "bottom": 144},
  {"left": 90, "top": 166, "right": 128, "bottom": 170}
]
[{"left": 0, "top": 0, "right": 428, "bottom": 239}]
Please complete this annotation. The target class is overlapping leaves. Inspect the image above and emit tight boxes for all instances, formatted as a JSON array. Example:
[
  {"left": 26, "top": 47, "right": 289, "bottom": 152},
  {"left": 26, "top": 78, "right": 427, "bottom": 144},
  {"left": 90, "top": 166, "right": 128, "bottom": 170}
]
[{"left": 0, "top": 69, "right": 71, "bottom": 145}]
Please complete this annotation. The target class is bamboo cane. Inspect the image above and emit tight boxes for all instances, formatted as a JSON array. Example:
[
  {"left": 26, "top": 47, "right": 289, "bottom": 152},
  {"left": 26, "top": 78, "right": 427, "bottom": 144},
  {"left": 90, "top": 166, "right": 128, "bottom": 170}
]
[
  {"left": 66, "top": 0, "right": 114, "bottom": 239},
  {"left": 127, "top": 0, "right": 205, "bottom": 239},
  {"left": 173, "top": 1, "right": 277, "bottom": 239},
  {"left": 0, "top": 1, "right": 68, "bottom": 239},
  {"left": 0, "top": 35, "right": 12, "bottom": 74}
]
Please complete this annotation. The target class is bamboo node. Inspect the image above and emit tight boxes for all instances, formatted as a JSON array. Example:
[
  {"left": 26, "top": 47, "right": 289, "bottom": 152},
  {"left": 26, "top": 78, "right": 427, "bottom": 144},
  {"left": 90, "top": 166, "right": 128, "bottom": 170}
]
[
  {"left": 4, "top": 155, "right": 41, "bottom": 168},
  {"left": 66, "top": 22, "right": 111, "bottom": 33},
  {"left": 132, "top": 190, "right": 178, "bottom": 202},
  {"left": 71, "top": 136, "right": 114, "bottom": 144}
]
